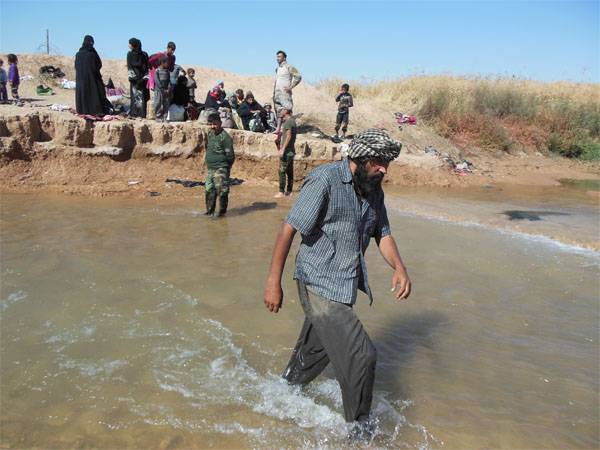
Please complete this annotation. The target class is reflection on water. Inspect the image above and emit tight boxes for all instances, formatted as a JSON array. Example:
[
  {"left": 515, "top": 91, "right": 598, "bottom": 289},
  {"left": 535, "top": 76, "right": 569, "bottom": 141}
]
[{"left": 1, "top": 193, "right": 598, "bottom": 449}]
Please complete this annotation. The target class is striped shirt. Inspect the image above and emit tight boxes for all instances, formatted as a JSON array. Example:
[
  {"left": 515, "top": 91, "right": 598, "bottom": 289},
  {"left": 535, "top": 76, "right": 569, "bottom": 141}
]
[{"left": 286, "top": 158, "right": 391, "bottom": 305}]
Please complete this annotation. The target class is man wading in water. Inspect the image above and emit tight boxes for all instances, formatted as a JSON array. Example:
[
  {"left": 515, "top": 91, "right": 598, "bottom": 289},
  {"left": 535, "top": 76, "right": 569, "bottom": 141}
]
[{"left": 263, "top": 128, "right": 412, "bottom": 439}]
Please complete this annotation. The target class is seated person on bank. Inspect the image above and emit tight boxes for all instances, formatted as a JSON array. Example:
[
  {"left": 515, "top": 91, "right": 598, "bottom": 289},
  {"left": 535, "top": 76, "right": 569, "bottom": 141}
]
[
  {"left": 228, "top": 89, "right": 244, "bottom": 110},
  {"left": 204, "top": 81, "right": 229, "bottom": 110},
  {"left": 237, "top": 92, "right": 269, "bottom": 131}
]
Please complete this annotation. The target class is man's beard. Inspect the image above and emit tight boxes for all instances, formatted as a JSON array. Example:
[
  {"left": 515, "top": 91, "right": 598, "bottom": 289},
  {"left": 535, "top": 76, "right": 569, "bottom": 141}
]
[{"left": 353, "top": 161, "right": 384, "bottom": 198}]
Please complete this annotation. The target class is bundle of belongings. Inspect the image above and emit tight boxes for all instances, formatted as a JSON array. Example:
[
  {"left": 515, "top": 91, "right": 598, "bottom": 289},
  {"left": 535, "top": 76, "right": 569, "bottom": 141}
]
[
  {"left": 105, "top": 78, "right": 125, "bottom": 98},
  {"left": 394, "top": 112, "right": 417, "bottom": 125},
  {"left": 39, "top": 65, "right": 66, "bottom": 78},
  {"left": 36, "top": 85, "right": 54, "bottom": 95},
  {"left": 60, "top": 79, "right": 76, "bottom": 89}
]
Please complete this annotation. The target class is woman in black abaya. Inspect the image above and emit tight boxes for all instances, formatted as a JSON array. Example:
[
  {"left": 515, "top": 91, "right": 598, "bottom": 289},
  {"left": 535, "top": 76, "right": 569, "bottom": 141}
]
[
  {"left": 127, "top": 37, "right": 149, "bottom": 118},
  {"left": 75, "top": 35, "right": 109, "bottom": 115}
]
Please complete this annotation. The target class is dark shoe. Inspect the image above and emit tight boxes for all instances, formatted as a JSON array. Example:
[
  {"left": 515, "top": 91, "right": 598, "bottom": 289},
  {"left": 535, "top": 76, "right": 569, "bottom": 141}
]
[
  {"left": 217, "top": 195, "right": 228, "bottom": 217},
  {"left": 204, "top": 191, "right": 217, "bottom": 216}
]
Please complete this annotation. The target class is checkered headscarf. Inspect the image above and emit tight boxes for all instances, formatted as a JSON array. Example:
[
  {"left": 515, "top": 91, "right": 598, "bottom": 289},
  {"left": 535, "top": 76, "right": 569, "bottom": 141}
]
[{"left": 347, "top": 128, "right": 402, "bottom": 162}]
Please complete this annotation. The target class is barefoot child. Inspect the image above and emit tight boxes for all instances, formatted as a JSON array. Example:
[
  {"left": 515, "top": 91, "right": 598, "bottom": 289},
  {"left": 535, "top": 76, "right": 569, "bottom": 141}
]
[
  {"left": 335, "top": 83, "right": 353, "bottom": 139},
  {"left": 7, "top": 54, "right": 20, "bottom": 103},
  {"left": 153, "top": 56, "right": 171, "bottom": 121}
]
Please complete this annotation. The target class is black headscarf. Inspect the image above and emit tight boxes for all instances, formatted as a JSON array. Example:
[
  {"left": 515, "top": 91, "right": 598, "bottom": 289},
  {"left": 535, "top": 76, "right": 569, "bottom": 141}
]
[
  {"left": 81, "top": 35, "right": 95, "bottom": 51},
  {"left": 129, "top": 37, "right": 142, "bottom": 52}
]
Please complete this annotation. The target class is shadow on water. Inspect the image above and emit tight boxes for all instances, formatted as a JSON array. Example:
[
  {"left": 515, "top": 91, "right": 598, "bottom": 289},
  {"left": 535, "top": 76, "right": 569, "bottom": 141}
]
[
  {"left": 227, "top": 202, "right": 278, "bottom": 217},
  {"left": 374, "top": 310, "right": 450, "bottom": 400},
  {"left": 501, "top": 210, "right": 570, "bottom": 221}
]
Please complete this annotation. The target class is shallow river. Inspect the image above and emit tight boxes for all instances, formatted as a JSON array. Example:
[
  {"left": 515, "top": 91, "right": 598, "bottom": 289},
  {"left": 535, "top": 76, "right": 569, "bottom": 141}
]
[{"left": 1, "top": 191, "right": 598, "bottom": 449}]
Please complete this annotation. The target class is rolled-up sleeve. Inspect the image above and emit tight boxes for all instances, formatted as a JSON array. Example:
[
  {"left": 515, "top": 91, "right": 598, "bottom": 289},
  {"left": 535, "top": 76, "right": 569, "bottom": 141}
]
[{"left": 286, "top": 175, "right": 328, "bottom": 235}]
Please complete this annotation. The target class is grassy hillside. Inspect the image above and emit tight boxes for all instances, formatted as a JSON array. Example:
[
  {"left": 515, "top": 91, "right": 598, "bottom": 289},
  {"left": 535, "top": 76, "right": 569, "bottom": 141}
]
[{"left": 319, "top": 76, "right": 600, "bottom": 160}]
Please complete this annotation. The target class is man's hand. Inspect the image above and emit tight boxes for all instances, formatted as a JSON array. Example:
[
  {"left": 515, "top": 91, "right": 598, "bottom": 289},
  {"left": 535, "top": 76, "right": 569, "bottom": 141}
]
[
  {"left": 264, "top": 281, "right": 283, "bottom": 313},
  {"left": 391, "top": 268, "right": 411, "bottom": 300},
  {"left": 284, "top": 87, "right": 292, "bottom": 93}
]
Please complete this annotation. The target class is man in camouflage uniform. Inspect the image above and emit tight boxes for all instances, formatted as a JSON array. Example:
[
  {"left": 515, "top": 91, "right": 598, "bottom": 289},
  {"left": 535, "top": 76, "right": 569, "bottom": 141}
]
[
  {"left": 205, "top": 112, "right": 235, "bottom": 217},
  {"left": 275, "top": 108, "right": 297, "bottom": 198},
  {"left": 273, "top": 50, "right": 301, "bottom": 133}
]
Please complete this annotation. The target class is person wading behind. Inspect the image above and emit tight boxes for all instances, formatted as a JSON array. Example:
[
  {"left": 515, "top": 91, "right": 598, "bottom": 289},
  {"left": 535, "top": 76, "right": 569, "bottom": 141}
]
[
  {"left": 275, "top": 108, "right": 296, "bottom": 198},
  {"left": 263, "top": 128, "right": 412, "bottom": 440},
  {"left": 126, "top": 37, "right": 149, "bottom": 118},
  {"left": 204, "top": 113, "right": 235, "bottom": 218},
  {"left": 273, "top": 50, "right": 301, "bottom": 133},
  {"left": 75, "top": 35, "right": 110, "bottom": 115}
]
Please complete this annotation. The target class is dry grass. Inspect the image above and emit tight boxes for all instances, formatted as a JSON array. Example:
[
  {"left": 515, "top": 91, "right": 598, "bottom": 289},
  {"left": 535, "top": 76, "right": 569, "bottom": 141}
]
[{"left": 318, "top": 76, "right": 600, "bottom": 160}]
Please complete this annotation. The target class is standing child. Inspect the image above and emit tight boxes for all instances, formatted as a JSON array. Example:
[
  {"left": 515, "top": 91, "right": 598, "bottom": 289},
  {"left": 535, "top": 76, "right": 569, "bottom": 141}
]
[
  {"left": 7, "top": 54, "right": 20, "bottom": 103},
  {"left": 186, "top": 68, "right": 197, "bottom": 105},
  {"left": 0, "top": 59, "right": 7, "bottom": 104},
  {"left": 153, "top": 56, "right": 171, "bottom": 121},
  {"left": 264, "top": 103, "right": 277, "bottom": 132},
  {"left": 334, "top": 83, "right": 353, "bottom": 139}
]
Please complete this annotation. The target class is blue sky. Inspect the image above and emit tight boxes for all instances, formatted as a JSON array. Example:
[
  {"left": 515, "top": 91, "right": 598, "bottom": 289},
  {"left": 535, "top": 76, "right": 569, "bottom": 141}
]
[{"left": 0, "top": 0, "right": 598, "bottom": 83}]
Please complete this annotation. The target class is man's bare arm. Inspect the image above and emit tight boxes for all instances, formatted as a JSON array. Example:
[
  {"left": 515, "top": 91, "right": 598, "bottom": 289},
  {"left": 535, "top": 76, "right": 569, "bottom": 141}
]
[
  {"left": 377, "top": 234, "right": 412, "bottom": 300},
  {"left": 264, "top": 222, "right": 297, "bottom": 313}
]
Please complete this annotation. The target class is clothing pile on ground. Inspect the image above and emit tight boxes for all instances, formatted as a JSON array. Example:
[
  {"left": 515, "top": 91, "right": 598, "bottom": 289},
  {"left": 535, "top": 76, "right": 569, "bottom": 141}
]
[
  {"left": 424, "top": 146, "right": 474, "bottom": 174},
  {"left": 394, "top": 112, "right": 417, "bottom": 126},
  {"left": 39, "top": 65, "right": 65, "bottom": 78},
  {"left": 49, "top": 103, "right": 71, "bottom": 112},
  {"left": 60, "top": 79, "right": 76, "bottom": 89},
  {"left": 36, "top": 85, "right": 53, "bottom": 95}
]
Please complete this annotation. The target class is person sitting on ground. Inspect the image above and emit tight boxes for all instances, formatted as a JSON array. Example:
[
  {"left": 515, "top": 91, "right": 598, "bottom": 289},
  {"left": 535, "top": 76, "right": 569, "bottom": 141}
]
[
  {"left": 228, "top": 89, "right": 245, "bottom": 110},
  {"left": 275, "top": 108, "right": 297, "bottom": 198},
  {"left": 186, "top": 68, "right": 197, "bottom": 104},
  {"left": 172, "top": 75, "right": 190, "bottom": 107},
  {"left": 335, "top": 83, "right": 354, "bottom": 139},
  {"left": 264, "top": 103, "right": 277, "bottom": 132},
  {"left": 237, "top": 92, "right": 268, "bottom": 131},
  {"left": 153, "top": 55, "right": 171, "bottom": 121},
  {"left": 167, "top": 75, "right": 189, "bottom": 122},
  {"left": 204, "top": 81, "right": 228, "bottom": 110},
  {"left": 204, "top": 112, "right": 235, "bottom": 218}
]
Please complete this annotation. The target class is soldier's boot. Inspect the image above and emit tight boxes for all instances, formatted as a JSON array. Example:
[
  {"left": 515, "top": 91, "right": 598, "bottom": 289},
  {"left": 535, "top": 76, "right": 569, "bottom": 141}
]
[
  {"left": 204, "top": 191, "right": 217, "bottom": 216},
  {"left": 217, "top": 194, "right": 229, "bottom": 217}
]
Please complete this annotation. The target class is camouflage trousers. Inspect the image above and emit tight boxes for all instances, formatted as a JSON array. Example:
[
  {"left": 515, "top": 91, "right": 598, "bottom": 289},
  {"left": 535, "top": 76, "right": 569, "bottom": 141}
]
[
  {"left": 205, "top": 167, "right": 230, "bottom": 196},
  {"left": 279, "top": 151, "right": 294, "bottom": 193}
]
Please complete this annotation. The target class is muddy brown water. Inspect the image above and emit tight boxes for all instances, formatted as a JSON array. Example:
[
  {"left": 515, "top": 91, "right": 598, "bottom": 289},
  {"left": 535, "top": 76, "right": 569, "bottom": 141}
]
[{"left": 1, "top": 189, "right": 598, "bottom": 449}]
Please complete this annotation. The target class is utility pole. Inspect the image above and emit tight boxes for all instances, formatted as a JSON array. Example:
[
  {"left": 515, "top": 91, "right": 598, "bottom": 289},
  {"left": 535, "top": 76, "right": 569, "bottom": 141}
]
[{"left": 46, "top": 29, "right": 49, "bottom": 55}]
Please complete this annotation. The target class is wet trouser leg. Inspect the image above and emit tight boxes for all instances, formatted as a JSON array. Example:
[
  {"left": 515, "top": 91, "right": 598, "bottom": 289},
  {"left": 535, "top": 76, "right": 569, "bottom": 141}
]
[{"left": 282, "top": 281, "right": 377, "bottom": 423}]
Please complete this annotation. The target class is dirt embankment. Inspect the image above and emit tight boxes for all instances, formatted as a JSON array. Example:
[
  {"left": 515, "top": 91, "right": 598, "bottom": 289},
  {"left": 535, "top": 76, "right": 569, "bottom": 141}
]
[{"left": 1, "top": 110, "right": 598, "bottom": 198}]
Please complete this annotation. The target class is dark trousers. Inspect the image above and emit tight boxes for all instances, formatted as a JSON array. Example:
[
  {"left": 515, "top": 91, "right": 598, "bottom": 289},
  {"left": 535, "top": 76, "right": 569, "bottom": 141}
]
[
  {"left": 279, "top": 151, "right": 294, "bottom": 193},
  {"left": 282, "top": 281, "right": 377, "bottom": 423},
  {"left": 0, "top": 83, "right": 7, "bottom": 102}
]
